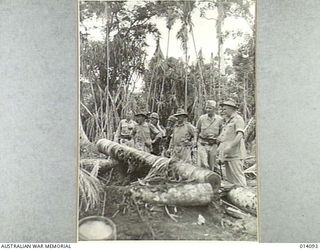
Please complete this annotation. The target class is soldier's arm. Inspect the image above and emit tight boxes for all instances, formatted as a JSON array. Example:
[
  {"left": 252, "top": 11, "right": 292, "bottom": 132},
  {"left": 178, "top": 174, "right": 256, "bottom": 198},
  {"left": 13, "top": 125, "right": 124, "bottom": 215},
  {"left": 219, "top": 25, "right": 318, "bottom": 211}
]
[
  {"left": 157, "top": 122, "right": 166, "bottom": 137},
  {"left": 150, "top": 124, "right": 161, "bottom": 143},
  {"left": 227, "top": 117, "right": 245, "bottom": 148},
  {"left": 218, "top": 117, "right": 223, "bottom": 135},
  {"left": 228, "top": 133, "right": 243, "bottom": 149},
  {"left": 131, "top": 125, "right": 137, "bottom": 138},
  {"left": 188, "top": 123, "right": 197, "bottom": 146},
  {"left": 168, "top": 132, "right": 174, "bottom": 151},
  {"left": 195, "top": 117, "right": 202, "bottom": 142}
]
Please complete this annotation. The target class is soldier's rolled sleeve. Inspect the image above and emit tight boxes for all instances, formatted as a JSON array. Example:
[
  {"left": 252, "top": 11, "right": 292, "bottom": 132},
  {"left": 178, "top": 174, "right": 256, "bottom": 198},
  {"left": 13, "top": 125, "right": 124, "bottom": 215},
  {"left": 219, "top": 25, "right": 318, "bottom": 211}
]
[{"left": 235, "top": 117, "right": 245, "bottom": 135}]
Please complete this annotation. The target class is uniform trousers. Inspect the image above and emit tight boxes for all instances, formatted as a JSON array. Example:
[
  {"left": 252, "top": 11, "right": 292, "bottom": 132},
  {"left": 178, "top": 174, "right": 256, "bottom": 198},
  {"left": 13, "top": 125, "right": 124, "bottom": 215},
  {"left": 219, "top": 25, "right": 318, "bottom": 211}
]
[
  {"left": 172, "top": 145, "right": 192, "bottom": 163},
  {"left": 197, "top": 143, "right": 218, "bottom": 171},
  {"left": 224, "top": 160, "right": 247, "bottom": 187}
]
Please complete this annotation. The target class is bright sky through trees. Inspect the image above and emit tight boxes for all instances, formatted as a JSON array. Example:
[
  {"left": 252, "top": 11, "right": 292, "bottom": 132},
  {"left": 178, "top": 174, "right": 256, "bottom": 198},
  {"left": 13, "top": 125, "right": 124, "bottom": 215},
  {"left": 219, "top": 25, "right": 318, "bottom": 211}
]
[
  {"left": 81, "top": 1, "right": 254, "bottom": 63},
  {"left": 80, "top": 1, "right": 255, "bottom": 92}
]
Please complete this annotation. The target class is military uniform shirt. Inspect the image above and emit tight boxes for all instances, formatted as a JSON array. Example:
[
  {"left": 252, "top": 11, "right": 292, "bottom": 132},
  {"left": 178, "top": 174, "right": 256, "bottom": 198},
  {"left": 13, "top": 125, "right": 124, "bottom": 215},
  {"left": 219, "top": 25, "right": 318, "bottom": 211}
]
[
  {"left": 149, "top": 123, "right": 162, "bottom": 140},
  {"left": 196, "top": 114, "right": 223, "bottom": 140},
  {"left": 114, "top": 119, "right": 137, "bottom": 141},
  {"left": 217, "top": 112, "right": 246, "bottom": 161},
  {"left": 170, "top": 122, "right": 195, "bottom": 148},
  {"left": 132, "top": 122, "right": 152, "bottom": 152}
]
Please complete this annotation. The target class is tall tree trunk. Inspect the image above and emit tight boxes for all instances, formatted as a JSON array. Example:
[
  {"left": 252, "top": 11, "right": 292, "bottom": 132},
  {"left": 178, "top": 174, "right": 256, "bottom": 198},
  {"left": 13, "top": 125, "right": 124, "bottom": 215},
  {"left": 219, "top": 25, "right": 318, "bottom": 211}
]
[
  {"left": 146, "top": 68, "right": 156, "bottom": 111},
  {"left": 105, "top": 2, "right": 111, "bottom": 140},
  {"left": 151, "top": 71, "right": 158, "bottom": 112},
  {"left": 157, "top": 27, "right": 171, "bottom": 114},
  {"left": 216, "top": 1, "right": 225, "bottom": 102},
  {"left": 158, "top": 75, "right": 166, "bottom": 114},
  {"left": 191, "top": 28, "right": 206, "bottom": 100},
  {"left": 184, "top": 49, "right": 188, "bottom": 111},
  {"left": 243, "top": 73, "right": 248, "bottom": 122},
  {"left": 166, "top": 28, "right": 170, "bottom": 59},
  {"left": 210, "top": 53, "right": 214, "bottom": 99}
]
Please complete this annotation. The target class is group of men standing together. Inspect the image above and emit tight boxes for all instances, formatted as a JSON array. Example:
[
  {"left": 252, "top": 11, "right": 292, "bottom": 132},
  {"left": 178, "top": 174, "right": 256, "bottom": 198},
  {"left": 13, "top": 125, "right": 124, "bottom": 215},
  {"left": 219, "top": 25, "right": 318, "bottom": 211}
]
[{"left": 114, "top": 99, "right": 247, "bottom": 187}]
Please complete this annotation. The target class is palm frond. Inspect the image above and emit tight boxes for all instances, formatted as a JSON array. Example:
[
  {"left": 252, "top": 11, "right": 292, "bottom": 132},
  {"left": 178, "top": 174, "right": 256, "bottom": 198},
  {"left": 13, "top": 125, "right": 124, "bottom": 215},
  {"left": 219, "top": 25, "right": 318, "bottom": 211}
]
[{"left": 79, "top": 168, "right": 103, "bottom": 212}]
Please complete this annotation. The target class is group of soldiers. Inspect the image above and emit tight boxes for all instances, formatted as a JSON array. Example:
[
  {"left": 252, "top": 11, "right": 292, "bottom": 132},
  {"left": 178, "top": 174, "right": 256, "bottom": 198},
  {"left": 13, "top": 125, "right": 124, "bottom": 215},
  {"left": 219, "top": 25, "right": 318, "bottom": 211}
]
[{"left": 114, "top": 99, "right": 247, "bottom": 187}]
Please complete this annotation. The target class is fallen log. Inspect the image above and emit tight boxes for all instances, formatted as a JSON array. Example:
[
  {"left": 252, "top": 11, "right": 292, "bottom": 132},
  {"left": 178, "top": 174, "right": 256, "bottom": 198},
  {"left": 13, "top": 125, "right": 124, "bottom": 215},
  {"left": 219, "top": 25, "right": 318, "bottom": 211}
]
[
  {"left": 171, "top": 161, "right": 221, "bottom": 193},
  {"left": 80, "top": 158, "right": 121, "bottom": 176},
  {"left": 130, "top": 183, "right": 214, "bottom": 206},
  {"left": 97, "top": 139, "right": 221, "bottom": 192},
  {"left": 226, "top": 187, "right": 257, "bottom": 216}
]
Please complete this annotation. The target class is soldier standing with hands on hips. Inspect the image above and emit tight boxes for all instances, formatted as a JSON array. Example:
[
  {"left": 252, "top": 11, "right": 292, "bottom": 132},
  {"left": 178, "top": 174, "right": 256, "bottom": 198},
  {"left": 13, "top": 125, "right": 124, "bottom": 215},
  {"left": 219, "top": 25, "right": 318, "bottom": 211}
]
[{"left": 217, "top": 99, "right": 247, "bottom": 187}]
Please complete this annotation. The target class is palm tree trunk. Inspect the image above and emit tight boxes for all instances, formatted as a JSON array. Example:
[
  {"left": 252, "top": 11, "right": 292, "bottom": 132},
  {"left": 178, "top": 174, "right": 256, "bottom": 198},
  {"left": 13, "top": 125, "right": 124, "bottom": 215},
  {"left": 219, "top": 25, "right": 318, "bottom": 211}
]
[
  {"left": 191, "top": 27, "right": 206, "bottom": 99},
  {"left": 105, "top": 2, "right": 110, "bottom": 139},
  {"left": 158, "top": 75, "right": 166, "bottom": 114},
  {"left": 243, "top": 73, "right": 248, "bottom": 122},
  {"left": 184, "top": 48, "right": 188, "bottom": 111},
  {"left": 166, "top": 28, "right": 170, "bottom": 59},
  {"left": 147, "top": 68, "right": 156, "bottom": 111},
  {"left": 151, "top": 70, "right": 158, "bottom": 112},
  {"left": 216, "top": 1, "right": 224, "bottom": 102},
  {"left": 157, "top": 27, "right": 171, "bottom": 113},
  {"left": 210, "top": 53, "right": 214, "bottom": 99}
]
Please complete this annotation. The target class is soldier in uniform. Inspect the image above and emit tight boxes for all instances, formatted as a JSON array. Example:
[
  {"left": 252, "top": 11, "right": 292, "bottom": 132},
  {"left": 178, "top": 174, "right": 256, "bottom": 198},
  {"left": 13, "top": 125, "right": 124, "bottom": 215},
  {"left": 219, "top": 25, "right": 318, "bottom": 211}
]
[
  {"left": 149, "top": 112, "right": 165, "bottom": 156},
  {"left": 114, "top": 110, "right": 136, "bottom": 147},
  {"left": 132, "top": 111, "right": 160, "bottom": 153},
  {"left": 164, "top": 115, "right": 177, "bottom": 152},
  {"left": 217, "top": 99, "right": 247, "bottom": 187},
  {"left": 167, "top": 108, "right": 196, "bottom": 163},
  {"left": 196, "top": 100, "right": 224, "bottom": 171}
]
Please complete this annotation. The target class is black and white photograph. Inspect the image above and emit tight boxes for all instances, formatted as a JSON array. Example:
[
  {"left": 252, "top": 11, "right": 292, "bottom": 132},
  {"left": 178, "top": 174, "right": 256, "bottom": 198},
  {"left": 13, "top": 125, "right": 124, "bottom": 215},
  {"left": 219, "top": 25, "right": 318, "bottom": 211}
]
[{"left": 79, "top": 0, "right": 257, "bottom": 241}]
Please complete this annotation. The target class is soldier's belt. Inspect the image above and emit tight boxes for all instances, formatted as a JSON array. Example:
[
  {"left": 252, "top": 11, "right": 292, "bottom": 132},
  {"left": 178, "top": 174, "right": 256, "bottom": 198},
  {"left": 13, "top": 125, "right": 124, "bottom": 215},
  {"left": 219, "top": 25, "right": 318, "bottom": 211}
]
[
  {"left": 120, "top": 135, "right": 132, "bottom": 140},
  {"left": 199, "top": 136, "right": 217, "bottom": 145}
]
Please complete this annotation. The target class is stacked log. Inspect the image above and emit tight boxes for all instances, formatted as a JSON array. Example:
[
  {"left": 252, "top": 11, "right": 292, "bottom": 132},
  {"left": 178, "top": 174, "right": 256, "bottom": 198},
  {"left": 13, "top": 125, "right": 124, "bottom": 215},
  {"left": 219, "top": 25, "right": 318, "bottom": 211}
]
[
  {"left": 171, "top": 162, "right": 221, "bottom": 193},
  {"left": 227, "top": 187, "right": 257, "bottom": 216}
]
